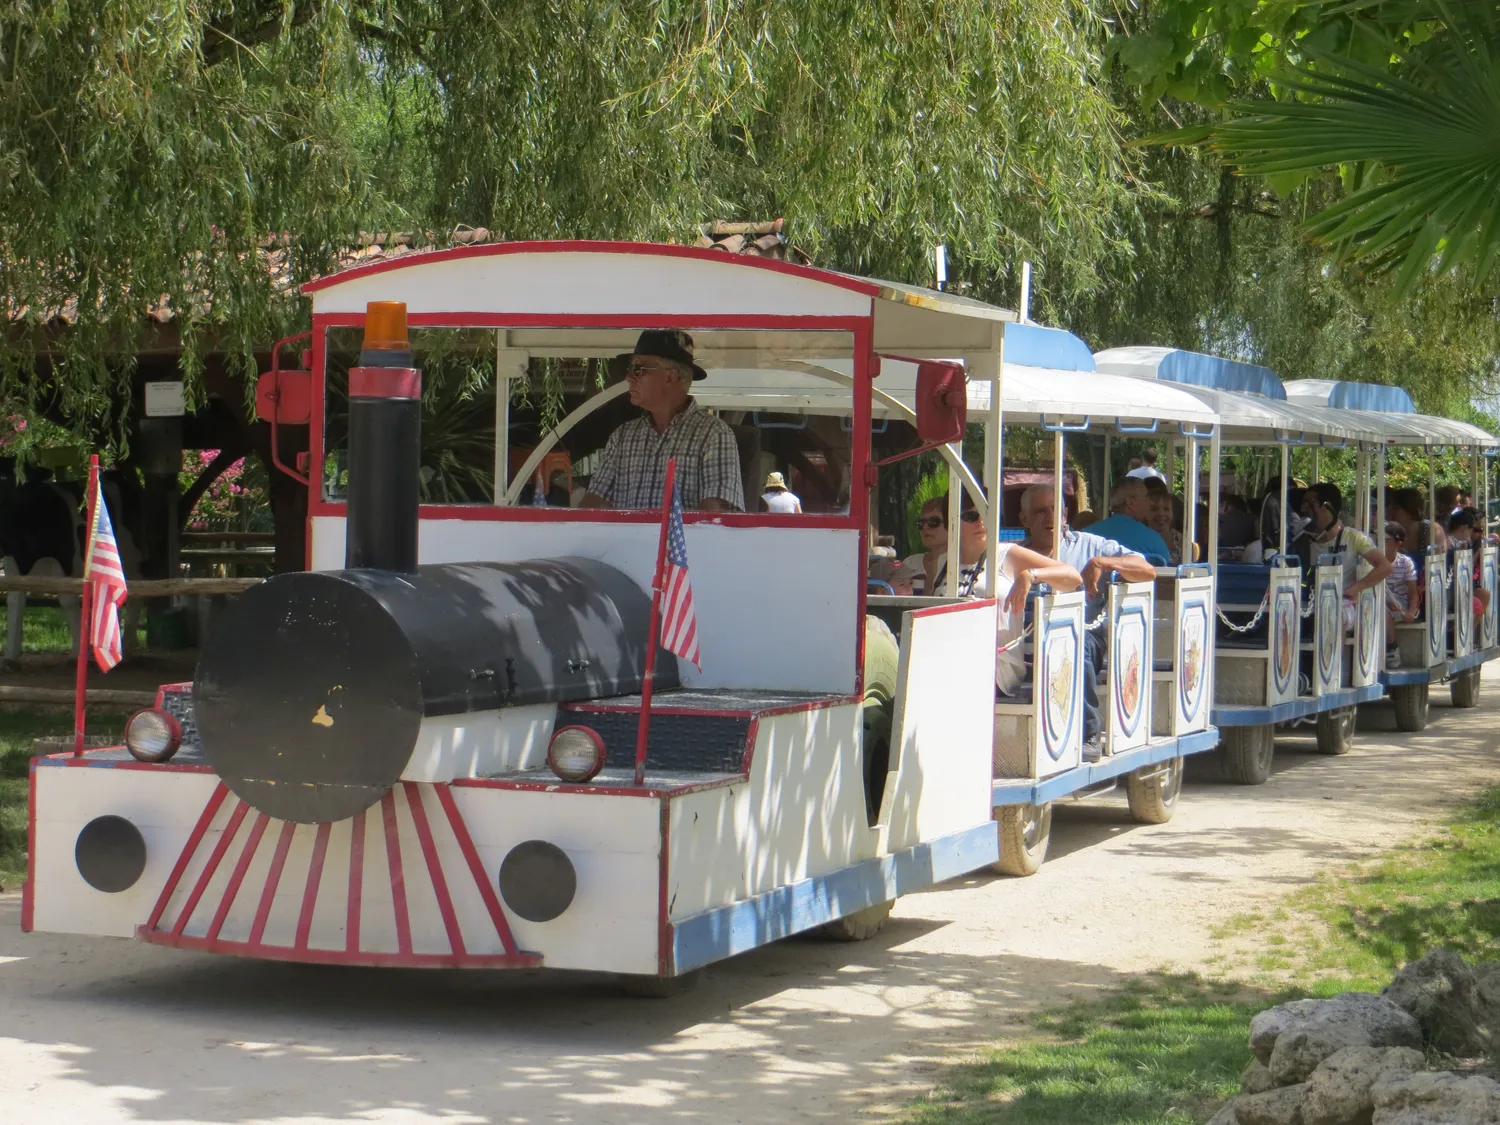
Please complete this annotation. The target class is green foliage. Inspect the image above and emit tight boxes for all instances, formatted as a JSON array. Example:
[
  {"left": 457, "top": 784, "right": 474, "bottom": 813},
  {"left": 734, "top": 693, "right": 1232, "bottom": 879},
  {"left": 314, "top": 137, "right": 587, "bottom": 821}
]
[
  {"left": 1, "top": 0, "right": 1148, "bottom": 442},
  {"left": 0, "top": 708, "right": 129, "bottom": 889},
  {"left": 904, "top": 976, "right": 1256, "bottom": 1125},
  {"left": 1208, "top": 6, "right": 1500, "bottom": 291}
]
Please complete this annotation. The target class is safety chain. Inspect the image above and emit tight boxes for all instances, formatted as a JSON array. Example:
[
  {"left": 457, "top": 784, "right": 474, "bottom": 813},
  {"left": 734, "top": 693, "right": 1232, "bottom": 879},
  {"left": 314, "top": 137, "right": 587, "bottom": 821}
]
[
  {"left": 1301, "top": 592, "right": 1318, "bottom": 618},
  {"left": 997, "top": 621, "right": 1036, "bottom": 654},
  {"left": 1215, "top": 595, "right": 1269, "bottom": 634},
  {"left": 1084, "top": 608, "right": 1111, "bottom": 633}
]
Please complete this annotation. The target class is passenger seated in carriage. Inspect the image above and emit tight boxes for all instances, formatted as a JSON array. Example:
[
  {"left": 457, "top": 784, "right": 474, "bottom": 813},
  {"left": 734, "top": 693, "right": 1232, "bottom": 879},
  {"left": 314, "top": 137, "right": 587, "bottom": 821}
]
[
  {"left": 579, "top": 330, "right": 744, "bottom": 512},
  {"left": 1447, "top": 507, "right": 1491, "bottom": 619},
  {"left": 1087, "top": 478, "right": 1169, "bottom": 562},
  {"left": 1016, "top": 483, "right": 1155, "bottom": 752},
  {"left": 1384, "top": 521, "right": 1420, "bottom": 667},
  {"left": 1301, "top": 484, "right": 1392, "bottom": 633},
  {"left": 935, "top": 489, "right": 1082, "bottom": 697}
]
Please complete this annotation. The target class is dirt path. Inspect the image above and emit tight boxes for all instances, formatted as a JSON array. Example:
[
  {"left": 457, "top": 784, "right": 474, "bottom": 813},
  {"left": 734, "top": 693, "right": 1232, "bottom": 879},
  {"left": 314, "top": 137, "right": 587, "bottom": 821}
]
[{"left": 1, "top": 686, "right": 1497, "bottom": 1125}]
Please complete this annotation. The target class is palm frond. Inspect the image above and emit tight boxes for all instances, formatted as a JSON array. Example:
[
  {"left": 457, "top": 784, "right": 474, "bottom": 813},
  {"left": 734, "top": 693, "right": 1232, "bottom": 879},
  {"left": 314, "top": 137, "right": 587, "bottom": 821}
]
[{"left": 1206, "top": 2, "right": 1500, "bottom": 290}]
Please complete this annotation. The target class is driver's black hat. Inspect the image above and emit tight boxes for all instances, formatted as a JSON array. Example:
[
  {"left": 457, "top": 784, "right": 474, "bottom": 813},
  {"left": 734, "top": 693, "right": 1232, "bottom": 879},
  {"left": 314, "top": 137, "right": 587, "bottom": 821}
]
[{"left": 633, "top": 330, "right": 707, "bottom": 381}]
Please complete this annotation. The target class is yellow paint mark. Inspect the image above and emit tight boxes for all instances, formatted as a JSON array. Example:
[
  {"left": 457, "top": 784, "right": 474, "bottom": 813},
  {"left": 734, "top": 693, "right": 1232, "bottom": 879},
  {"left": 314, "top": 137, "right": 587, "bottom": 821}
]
[{"left": 311, "top": 705, "right": 334, "bottom": 727}]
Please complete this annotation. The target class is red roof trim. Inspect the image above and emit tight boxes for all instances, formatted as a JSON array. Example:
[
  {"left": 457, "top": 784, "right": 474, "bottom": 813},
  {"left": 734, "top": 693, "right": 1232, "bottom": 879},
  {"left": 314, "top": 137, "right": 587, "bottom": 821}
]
[{"left": 301, "top": 240, "right": 883, "bottom": 298}]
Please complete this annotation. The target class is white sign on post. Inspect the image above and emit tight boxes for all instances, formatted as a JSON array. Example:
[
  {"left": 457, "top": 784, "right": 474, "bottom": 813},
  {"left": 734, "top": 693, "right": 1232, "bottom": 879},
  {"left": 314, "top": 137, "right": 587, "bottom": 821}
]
[{"left": 144, "top": 381, "right": 186, "bottom": 418}]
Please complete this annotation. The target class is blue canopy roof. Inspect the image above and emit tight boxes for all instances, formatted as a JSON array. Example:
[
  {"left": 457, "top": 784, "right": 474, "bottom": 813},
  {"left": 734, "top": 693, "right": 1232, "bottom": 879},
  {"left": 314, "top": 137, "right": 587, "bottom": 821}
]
[
  {"left": 1092, "top": 346, "right": 1284, "bottom": 399},
  {"left": 1003, "top": 321, "right": 1096, "bottom": 372}
]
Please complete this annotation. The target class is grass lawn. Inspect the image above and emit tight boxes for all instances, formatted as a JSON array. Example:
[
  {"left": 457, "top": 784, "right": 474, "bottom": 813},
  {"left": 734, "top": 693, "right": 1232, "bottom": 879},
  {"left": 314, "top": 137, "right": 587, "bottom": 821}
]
[
  {"left": 20, "top": 605, "right": 145, "bottom": 652},
  {"left": 0, "top": 708, "right": 130, "bottom": 891},
  {"left": 904, "top": 785, "right": 1500, "bottom": 1124}
]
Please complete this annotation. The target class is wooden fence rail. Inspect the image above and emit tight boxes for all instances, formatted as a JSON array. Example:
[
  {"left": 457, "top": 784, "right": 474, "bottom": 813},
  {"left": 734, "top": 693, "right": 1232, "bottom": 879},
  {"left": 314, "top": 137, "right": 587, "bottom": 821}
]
[{"left": 0, "top": 576, "right": 263, "bottom": 597}]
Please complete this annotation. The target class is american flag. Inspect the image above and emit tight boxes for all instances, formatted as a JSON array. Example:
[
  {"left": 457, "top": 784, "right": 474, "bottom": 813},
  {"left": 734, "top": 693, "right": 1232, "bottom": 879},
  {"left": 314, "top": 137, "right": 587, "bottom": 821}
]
[
  {"left": 659, "top": 482, "right": 701, "bottom": 669},
  {"left": 83, "top": 479, "right": 127, "bottom": 672}
]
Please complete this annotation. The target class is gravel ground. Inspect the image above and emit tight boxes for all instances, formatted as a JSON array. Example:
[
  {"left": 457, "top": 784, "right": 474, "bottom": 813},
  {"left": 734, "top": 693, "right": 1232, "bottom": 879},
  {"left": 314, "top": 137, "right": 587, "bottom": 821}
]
[{"left": 0, "top": 684, "right": 1495, "bottom": 1124}]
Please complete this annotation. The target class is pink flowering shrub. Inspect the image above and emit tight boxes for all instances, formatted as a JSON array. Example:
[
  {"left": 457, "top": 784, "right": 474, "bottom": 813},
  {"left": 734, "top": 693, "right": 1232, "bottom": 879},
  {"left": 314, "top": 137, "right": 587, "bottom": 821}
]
[{"left": 180, "top": 449, "right": 272, "bottom": 531}]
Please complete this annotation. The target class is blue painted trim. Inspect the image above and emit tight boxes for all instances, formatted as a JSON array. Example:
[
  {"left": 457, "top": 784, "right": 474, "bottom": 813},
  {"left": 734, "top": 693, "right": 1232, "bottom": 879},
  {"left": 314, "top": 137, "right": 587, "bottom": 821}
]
[
  {"left": 990, "top": 729, "right": 1220, "bottom": 807},
  {"left": 1380, "top": 666, "right": 1444, "bottom": 686},
  {"left": 669, "top": 821, "right": 1000, "bottom": 974},
  {"left": 1325, "top": 381, "right": 1416, "bottom": 413},
  {"left": 1212, "top": 685, "right": 1384, "bottom": 726},
  {"left": 1157, "top": 350, "right": 1285, "bottom": 400},
  {"left": 1004, "top": 321, "right": 1096, "bottom": 372}
]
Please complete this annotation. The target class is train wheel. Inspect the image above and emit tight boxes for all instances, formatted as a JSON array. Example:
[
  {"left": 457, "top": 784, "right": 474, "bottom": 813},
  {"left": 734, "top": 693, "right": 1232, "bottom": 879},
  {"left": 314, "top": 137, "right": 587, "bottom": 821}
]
[
  {"left": 1219, "top": 725, "right": 1275, "bottom": 785},
  {"left": 992, "top": 803, "right": 1051, "bottom": 876},
  {"left": 817, "top": 900, "right": 895, "bottom": 942},
  {"left": 617, "top": 969, "right": 703, "bottom": 998},
  {"left": 1451, "top": 667, "right": 1482, "bottom": 709},
  {"left": 1315, "top": 706, "right": 1357, "bottom": 755},
  {"left": 1392, "top": 683, "right": 1430, "bottom": 732},
  {"left": 1126, "top": 756, "right": 1184, "bottom": 824},
  {"left": 861, "top": 616, "right": 900, "bottom": 825}
]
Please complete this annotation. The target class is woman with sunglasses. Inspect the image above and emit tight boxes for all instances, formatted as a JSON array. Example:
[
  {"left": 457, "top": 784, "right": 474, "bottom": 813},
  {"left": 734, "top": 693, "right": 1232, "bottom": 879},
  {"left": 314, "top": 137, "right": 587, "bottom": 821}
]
[{"left": 903, "top": 497, "right": 950, "bottom": 595}]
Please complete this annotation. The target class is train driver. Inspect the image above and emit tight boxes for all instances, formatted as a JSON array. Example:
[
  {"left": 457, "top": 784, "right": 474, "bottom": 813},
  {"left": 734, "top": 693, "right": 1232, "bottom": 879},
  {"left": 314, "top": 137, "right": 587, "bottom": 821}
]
[{"left": 579, "top": 330, "right": 745, "bottom": 512}]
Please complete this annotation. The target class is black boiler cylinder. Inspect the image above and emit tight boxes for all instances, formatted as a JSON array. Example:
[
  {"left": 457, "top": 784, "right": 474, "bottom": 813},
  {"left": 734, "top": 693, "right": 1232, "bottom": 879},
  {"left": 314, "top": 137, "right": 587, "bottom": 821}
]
[{"left": 193, "top": 557, "right": 677, "bottom": 824}]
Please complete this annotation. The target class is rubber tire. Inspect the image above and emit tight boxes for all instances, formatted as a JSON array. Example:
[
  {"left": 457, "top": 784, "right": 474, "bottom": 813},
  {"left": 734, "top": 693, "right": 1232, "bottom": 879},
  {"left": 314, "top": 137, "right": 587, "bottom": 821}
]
[
  {"left": 991, "top": 803, "right": 1051, "bottom": 877},
  {"left": 1392, "top": 683, "right": 1430, "bottom": 732},
  {"left": 1219, "top": 724, "right": 1275, "bottom": 785},
  {"left": 863, "top": 615, "right": 900, "bottom": 706},
  {"left": 1126, "top": 756, "right": 1184, "bottom": 824},
  {"left": 617, "top": 969, "right": 703, "bottom": 998},
  {"left": 1451, "top": 666, "right": 1482, "bottom": 709},
  {"left": 1315, "top": 706, "right": 1357, "bottom": 755},
  {"left": 861, "top": 616, "right": 900, "bottom": 824},
  {"left": 817, "top": 900, "right": 895, "bottom": 941}
]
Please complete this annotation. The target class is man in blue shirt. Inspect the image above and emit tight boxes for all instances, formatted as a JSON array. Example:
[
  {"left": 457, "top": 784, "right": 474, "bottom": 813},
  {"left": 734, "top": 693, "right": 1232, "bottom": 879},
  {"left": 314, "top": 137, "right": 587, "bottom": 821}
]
[
  {"left": 1019, "top": 484, "right": 1158, "bottom": 758},
  {"left": 1087, "top": 479, "right": 1171, "bottom": 563}
]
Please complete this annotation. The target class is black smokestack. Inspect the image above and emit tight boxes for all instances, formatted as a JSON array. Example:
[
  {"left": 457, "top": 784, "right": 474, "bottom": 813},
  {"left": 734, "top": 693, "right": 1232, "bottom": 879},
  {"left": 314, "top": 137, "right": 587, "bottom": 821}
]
[{"left": 345, "top": 300, "right": 421, "bottom": 573}]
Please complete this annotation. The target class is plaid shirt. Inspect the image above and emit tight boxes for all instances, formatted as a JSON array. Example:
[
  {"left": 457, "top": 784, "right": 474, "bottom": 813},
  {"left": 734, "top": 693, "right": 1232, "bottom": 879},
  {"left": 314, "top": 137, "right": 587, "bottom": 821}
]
[{"left": 589, "top": 400, "right": 745, "bottom": 511}]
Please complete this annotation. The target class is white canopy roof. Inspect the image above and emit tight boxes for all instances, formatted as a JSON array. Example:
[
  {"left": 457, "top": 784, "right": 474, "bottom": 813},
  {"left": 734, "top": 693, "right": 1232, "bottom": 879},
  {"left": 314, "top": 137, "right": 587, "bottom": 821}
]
[
  {"left": 1284, "top": 380, "right": 1497, "bottom": 447},
  {"left": 1094, "top": 346, "right": 1377, "bottom": 445}
]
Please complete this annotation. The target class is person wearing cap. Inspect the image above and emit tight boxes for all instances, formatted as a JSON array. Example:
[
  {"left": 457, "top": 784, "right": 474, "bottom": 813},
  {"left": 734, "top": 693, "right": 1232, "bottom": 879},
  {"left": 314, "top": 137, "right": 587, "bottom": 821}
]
[
  {"left": 760, "top": 471, "right": 802, "bottom": 514},
  {"left": 579, "top": 330, "right": 744, "bottom": 512},
  {"left": 1384, "top": 520, "right": 1419, "bottom": 668},
  {"left": 1305, "top": 483, "right": 1392, "bottom": 635}
]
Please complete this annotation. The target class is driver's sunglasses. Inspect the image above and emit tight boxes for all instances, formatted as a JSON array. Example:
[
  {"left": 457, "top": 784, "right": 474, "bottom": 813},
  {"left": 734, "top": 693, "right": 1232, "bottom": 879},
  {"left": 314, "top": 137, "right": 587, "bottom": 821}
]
[{"left": 627, "top": 362, "right": 672, "bottom": 377}]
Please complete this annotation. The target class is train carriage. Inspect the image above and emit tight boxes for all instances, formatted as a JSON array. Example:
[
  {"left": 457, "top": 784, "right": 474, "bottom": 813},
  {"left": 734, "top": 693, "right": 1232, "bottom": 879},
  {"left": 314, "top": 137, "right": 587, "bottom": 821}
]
[
  {"left": 1282, "top": 380, "right": 1500, "bottom": 729},
  {"left": 1095, "top": 347, "right": 1390, "bottom": 783}
]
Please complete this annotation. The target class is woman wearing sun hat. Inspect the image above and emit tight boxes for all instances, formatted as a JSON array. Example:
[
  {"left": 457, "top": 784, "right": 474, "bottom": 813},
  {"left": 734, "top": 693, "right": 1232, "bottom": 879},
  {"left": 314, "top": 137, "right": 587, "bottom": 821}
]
[{"left": 760, "top": 470, "right": 803, "bottom": 514}]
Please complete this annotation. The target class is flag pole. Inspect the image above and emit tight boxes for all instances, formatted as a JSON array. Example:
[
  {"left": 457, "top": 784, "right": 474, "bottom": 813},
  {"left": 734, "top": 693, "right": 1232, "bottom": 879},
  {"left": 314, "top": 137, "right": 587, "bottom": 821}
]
[
  {"left": 72, "top": 455, "right": 99, "bottom": 757},
  {"left": 633, "top": 458, "right": 677, "bottom": 786}
]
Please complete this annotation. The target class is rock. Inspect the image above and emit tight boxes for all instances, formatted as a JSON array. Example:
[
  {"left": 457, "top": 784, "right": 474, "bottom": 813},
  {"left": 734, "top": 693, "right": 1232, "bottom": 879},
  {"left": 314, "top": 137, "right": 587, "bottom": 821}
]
[
  {"left": 1207, "top": 1100, "right": 1242, "bottom": 1125},
  {"left": 1235, "top": 1082, "right": 1310, "bottom": 1125},
  {"left": 1383, "top": 949, "right": 1500, "bottom": 1057},
  {"left": 1371, "top": 1070, "right": 1500, "bottom": 1125},
  {"left": 1243, "top": 1059, "right": 1278, "bottom": 1094},
  {"left": 1301, "top": 1046, "right": 1426, "bottom": 1125},
  {"left": 1250, "top": 994, "right": 1423, "bottom": 1069}
]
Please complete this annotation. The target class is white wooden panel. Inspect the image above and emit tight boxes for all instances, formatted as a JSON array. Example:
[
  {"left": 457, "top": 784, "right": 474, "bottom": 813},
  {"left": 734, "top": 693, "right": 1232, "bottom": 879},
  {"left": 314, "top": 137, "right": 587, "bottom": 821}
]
[
  {"left": 1426, "top": 562, "right": 1446, "bottom": 667},
  {"left": 1174, "top": 575, "right": 1213, "bottom": 733},
  {"left": 309, "top": 250, "right": 872, "bottom": 319},
  {"left": 1313, "top": 564, "right": 1343, "bottom": 696},
  {"left": 1454, "top": 548, "right": 1474, "bottom": 658},
  {"left": 667, "top": 704, "right": 871, "bottom": 921},
  {"left": 1482, "top": 546, "right": 1498, "bottom": 649},
  {"left": 1270, "top": 568, "right": 1301, "bottom": 705},
  {"left": 1352, "top": 584, "right": 1382, "bottom": 688},
  {"left": 1105, "top": 583, "right": 1153, "bottom": 755},
  {"left": 311, "top": 516, "right": 860, "bottom": 694},
  {"left": 884, "top": 604, "right": 996, "bottom": 851},
  {"left": 452, "top": 787, "right": 660, "bottom": 974},
  {"left": 403, "top": 704, "right": 556, "bottom": 783},
  {"left": 1034, "top": 592, "right": 1085, "bottom": 778},
  {"left": 30, "top": 768, "right": 221, "bottom": 938}
]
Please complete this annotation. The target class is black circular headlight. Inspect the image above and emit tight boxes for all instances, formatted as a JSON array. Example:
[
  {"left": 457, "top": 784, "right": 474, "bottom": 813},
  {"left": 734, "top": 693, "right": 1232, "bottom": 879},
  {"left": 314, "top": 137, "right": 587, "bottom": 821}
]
[{"left": 499, "top": 840, "right": 577, "bottom": 922}]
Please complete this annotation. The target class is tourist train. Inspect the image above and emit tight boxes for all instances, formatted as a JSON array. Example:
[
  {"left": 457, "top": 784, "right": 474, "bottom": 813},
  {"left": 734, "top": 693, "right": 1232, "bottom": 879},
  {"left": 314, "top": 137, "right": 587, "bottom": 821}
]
[{"left": 23, "top": 243, "right": 1499, "bottom": 989}]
